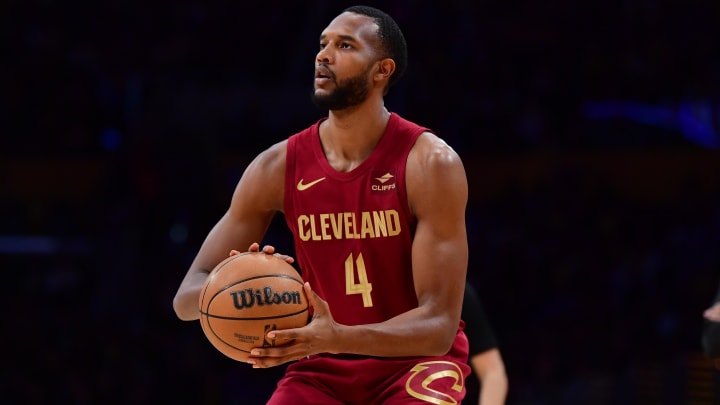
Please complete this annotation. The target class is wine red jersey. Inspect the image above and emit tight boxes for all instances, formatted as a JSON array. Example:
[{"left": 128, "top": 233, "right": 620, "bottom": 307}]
[{"left": 284, "top": 112, "right": 425, "bottom": 325}]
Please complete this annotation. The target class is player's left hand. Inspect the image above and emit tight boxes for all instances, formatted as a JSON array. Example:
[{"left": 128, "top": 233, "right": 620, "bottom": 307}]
[{"left": 247, "top": 282, "right": 339, "bottom": 368}]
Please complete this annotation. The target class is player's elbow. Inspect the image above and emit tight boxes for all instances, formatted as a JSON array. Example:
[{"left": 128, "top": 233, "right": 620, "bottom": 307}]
[
  {"left": 173, "top": 293, "right": 200, "bottom": 321},
  {"left": 427, "top": 325, "right": 459, "bottom": 356}
]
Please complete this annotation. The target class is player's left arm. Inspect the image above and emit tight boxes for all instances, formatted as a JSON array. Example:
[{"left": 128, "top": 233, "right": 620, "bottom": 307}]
[{"left": 403, "top": 131, "right": 470, "bottom": 354}]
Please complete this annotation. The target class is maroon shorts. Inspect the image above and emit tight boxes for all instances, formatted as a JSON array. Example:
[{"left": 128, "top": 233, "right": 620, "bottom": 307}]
[{"left": 266, "top": 330, "right": 470, "bottom": 404}]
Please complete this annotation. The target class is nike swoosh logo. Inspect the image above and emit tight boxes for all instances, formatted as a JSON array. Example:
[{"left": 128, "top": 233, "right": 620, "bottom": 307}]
[{"left": 297, "top": 177, "right": 326, "bottom": 191}]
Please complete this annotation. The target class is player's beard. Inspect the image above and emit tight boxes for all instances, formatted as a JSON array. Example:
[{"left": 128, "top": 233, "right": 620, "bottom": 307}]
[{"left": 311, "top": 67, "right": 372, "bottom": 111}]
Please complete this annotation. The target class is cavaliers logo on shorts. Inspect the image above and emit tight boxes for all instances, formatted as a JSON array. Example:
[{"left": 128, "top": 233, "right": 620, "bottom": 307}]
[{"left": 404, "top": 360, "right": 465, "bottom": 405}]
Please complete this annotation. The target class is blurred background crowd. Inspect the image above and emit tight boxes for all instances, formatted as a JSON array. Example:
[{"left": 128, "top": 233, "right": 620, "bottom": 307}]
[{"left": 4, "top": 0, "right": 720, "bottom": 403}]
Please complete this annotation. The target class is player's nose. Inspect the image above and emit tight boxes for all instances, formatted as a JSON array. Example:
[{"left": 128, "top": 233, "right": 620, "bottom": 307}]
[{"left": 316, "top": 46, "right": 332, "bottom": 64}]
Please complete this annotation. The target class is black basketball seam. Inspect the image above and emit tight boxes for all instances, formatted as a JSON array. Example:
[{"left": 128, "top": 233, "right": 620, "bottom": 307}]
[
  {"left": 200, "top": 307, "right": 309, "bottom": 356},
  {"left": 199, "top": 307, "right": 310, "bottom": 320}
]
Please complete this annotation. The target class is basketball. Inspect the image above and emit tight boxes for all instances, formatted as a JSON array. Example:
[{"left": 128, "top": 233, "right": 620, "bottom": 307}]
[{"left": 198, "top": 252, "right": 309, "bottom": 362}]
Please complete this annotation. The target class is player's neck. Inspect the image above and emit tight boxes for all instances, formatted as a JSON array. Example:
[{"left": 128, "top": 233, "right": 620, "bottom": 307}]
[{"left": 320, "top": 101, "right": 391, "bottom": 171}]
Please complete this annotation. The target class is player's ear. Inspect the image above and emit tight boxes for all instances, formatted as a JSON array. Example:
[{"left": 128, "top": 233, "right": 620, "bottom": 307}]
[{"left": 375, "top": 58, "right": 395, "bottom": 83}]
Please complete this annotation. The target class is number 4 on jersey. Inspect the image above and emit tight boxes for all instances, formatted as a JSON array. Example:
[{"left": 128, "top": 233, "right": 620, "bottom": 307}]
[{"left": 345, "top": 253, "right": 373, "bottom": 307}]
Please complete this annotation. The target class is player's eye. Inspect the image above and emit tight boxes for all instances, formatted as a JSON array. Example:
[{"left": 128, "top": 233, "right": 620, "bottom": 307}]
[
  {"left": 339, "top": 42, "right": 352, "bottom": 49},
  {"left": 319, "top": 43, "right": 327, "bottom": 50}
]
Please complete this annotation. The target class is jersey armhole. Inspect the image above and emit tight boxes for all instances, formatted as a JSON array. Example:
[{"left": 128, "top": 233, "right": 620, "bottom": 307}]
[{"left": 283, "top": 135, "right": 297, "bottom": 226}]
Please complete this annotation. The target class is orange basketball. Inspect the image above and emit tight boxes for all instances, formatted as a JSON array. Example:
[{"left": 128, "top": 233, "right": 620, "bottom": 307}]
[{"left": 198, "top": 252, "right": 309, "bottom": 362}]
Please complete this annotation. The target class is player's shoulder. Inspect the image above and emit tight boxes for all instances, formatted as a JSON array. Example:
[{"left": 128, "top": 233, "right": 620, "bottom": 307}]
[
  {"left": 243, "top": 139, "right": 288, "bottom": 179},
  {"left": 411, "top": 131, "right": 464, "bottom": 169},
  {"left": 406, "top": 130, "right": 467, "bottom": 200},
  {"left": 260, "top": 139, "right": 288, "bottom": 160},
  {"left": 264, "top": 139, "right": 289, "bottom": 158},
  {"left": 248, "top": 117, "right": 320, "bottom": 173}
]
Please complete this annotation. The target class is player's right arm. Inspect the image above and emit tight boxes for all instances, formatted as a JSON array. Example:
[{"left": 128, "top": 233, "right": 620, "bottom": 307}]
[{"left": 172, "top": 141, "right": 287, "bottom": 321}]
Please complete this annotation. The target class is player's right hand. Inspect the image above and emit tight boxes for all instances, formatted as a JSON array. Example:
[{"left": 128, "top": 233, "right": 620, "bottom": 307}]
[{"left": 232, "top": 243, "right": 295, "bottom": 264}]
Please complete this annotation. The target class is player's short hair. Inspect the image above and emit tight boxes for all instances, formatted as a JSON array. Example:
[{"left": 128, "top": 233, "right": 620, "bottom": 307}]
[{"left": 343, "top": 5, "right": 408, "bottom": 94}]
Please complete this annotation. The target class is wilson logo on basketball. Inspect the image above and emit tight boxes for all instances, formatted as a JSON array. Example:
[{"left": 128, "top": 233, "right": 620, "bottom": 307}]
[
  {"left": 371, "top": 171, "right": 396, "bottom": 192},
  {"left": 230, "top": 287, "right": 303, "bottom": 309}
]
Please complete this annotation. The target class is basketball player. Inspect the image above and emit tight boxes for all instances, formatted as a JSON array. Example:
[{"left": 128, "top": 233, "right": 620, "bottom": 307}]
[
  {"left": 462, "top": 281, "right": 508, "bottom": 405},
  {"left": 173, "top": 5, "right": 470, "bottom": 404}
]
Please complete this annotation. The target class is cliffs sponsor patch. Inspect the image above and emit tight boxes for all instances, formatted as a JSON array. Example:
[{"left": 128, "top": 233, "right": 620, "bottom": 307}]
[{"left": 371, "top": 170, "right": 396, "bottom": 193}]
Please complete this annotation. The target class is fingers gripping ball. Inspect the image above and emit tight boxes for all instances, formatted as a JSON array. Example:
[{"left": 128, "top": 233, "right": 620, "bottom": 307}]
[{"left": 198, "top": 252, "right": 309, "bottom": 362}]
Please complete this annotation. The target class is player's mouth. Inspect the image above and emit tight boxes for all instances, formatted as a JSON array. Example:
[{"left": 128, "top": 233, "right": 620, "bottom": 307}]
[{"left": 315, "top": 65, "right": 333, "bottom": 85}]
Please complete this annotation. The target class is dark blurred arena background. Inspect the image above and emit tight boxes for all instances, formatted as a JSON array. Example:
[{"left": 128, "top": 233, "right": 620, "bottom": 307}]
[{"left": 3, "top": 0, "right": 720, "bottom": 403}]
